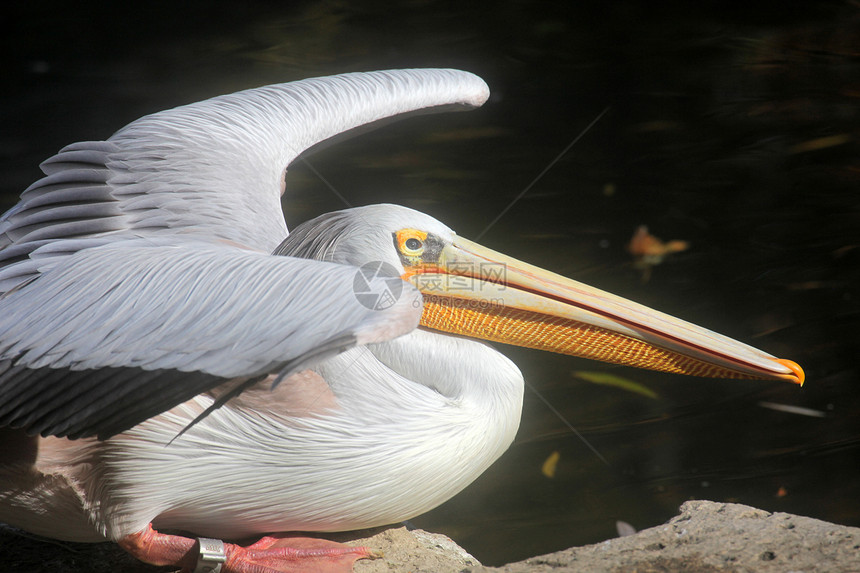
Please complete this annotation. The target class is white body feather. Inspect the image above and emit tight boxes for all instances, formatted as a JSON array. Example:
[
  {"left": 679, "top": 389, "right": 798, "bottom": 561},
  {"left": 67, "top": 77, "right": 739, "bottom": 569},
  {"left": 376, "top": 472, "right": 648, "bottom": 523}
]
[{"left": 92, "top": 334, "right": 523, "bottom": 539}]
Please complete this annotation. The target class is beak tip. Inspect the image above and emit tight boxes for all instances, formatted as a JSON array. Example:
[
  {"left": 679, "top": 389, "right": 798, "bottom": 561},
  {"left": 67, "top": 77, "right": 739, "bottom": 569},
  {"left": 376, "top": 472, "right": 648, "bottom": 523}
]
[{"left": 776, "top": 358, "right": 805, "bottom": 386}]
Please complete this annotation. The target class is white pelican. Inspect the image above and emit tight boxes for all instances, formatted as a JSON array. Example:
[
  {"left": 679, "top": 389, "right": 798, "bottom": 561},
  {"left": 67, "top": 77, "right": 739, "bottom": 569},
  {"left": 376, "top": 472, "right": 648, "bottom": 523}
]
[{"left": 0, "top": 69, "right": 803, "bottom": 573}]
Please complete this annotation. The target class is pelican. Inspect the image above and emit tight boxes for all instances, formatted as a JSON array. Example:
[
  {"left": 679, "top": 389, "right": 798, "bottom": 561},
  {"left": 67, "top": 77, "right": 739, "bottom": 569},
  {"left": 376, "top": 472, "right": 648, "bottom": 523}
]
[{"left": 0, "top": 69, "right": 803, "bottom": 573}]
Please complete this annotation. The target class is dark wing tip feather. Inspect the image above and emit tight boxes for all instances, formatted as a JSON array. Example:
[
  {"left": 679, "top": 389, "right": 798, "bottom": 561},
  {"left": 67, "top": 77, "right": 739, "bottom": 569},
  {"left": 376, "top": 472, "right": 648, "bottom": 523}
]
[
  {"left": 0, "top": 362, "right": 231, "bottom": 440},
  {"left": 0, "top": 332, "right": 359, "bottom": 441}
]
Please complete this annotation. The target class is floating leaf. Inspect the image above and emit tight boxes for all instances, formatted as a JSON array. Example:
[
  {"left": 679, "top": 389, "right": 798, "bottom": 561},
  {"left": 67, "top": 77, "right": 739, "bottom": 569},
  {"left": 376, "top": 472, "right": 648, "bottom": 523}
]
[
  {"left": 628, "top": 225, "right": 689, "bottom": 281},
  {"left": 616, "top": 520, "right": 637, "bottom": 537},
  {"left": 572, "top": 370, "right": 658, "bottom": 399},
  {"left": 758, "top": 401, "right": 826, "bottom": 418},
  {"left": 789, "top": 134, "right": 852, "bottom": 154},
  {"left": 628, "top": 225, "right": 689, "bottom": 260},
  {"left": 541, "top": 450, "right": 560, "bottom": 478}
]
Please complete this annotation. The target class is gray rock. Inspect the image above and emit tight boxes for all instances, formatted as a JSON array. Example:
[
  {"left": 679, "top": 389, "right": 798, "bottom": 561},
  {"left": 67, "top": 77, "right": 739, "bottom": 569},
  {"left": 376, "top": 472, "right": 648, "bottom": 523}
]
[
  {"left": 481, "top": 500, "right": 860, "bottom": 572},
  {"left": 351, "top": 501, "right": 860, "bottom": 573},
  {"left": 350, "top": 527, "right": 481, "bottom": 572}
]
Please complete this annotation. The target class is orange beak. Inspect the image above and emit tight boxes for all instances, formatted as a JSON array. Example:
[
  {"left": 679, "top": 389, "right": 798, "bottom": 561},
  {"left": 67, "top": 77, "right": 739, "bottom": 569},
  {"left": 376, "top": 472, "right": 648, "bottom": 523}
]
[{"left": 402, "top": 236, "right": 804, "bottom": 385}]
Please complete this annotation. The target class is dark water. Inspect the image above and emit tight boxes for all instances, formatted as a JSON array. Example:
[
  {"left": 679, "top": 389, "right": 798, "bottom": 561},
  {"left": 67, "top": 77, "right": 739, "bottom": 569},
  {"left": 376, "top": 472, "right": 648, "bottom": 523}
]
[{"left": 2, "top": 1, "right": 859, "bottom": 567}]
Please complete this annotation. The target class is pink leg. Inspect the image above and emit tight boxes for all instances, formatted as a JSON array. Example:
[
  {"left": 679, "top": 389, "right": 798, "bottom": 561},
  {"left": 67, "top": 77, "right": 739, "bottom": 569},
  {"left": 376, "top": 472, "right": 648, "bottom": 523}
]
[
  {"left": 119, "top": 523, "right": 377, "bottom": 573},
  {"left": 118, "top": 524, "right": 198, "bottom": 569}
]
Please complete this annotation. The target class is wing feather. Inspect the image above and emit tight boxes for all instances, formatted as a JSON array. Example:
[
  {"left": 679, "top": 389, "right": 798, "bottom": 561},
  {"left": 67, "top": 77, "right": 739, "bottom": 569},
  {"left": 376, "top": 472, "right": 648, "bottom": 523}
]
[
  {"left": 0, "top": 238, "right": 422, "bottom": 438},
  {"left": 0, "top": 69, "right": 489, "bottom": 292},
  {"left": 0, "top": 69, "right": 487, "bottom": 438}
]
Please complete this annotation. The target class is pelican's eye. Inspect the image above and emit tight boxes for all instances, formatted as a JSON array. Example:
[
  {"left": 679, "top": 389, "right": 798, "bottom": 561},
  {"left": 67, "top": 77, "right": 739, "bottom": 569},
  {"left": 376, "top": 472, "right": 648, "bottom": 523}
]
[
  {"left": 405, "top": 237, "right": 423, "bottom": 253},
  {"left": 395, "top": 229, "right": 428, "bottom": 261}
]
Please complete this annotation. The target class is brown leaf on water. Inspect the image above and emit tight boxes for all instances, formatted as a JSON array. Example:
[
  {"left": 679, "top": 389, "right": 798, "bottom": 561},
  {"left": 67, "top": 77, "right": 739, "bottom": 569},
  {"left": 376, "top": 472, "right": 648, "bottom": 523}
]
[
  {"left": 789, "top": 134, "right": 852, "bottom": 154},
  {"left": 628, "top": 225, "right": 689, "bottom": 259},
  {"left": 628, "top": 226, "right": 689, "bottom": 281}
]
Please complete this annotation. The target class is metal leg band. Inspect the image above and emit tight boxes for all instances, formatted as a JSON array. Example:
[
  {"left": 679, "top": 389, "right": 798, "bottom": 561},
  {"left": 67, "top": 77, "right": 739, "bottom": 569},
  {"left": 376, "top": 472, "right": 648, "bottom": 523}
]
[{"left": 194, "top": 537, "right": 227, "bottom": 573}]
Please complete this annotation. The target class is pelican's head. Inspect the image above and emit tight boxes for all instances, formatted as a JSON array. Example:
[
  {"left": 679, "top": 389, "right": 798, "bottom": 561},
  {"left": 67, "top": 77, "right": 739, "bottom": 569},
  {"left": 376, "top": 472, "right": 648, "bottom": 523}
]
[{"left": 279, "top": 204, "right": 804, "bottom": 385}]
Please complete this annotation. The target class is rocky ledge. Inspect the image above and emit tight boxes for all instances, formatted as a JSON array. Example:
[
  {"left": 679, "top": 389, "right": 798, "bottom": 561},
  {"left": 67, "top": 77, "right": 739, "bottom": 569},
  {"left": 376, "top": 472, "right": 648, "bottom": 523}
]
[
  {"left": 4, "top": 500, "right": 859, "bottom": 572},
  {"left": 351, "top": 500, "right": 860, "bottom": 573}
]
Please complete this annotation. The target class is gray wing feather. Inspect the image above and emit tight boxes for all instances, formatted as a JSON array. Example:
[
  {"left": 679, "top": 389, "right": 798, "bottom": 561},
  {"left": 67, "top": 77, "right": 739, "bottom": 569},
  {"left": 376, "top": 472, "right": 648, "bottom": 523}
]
[
  {"left": 0, "top": 69, "right": 489, "bottom": 292},
  {"left": 0, "top": 238, "right": 421, "bottom": 438},
  {"left": 0, "top": 69, "right": 485, "bottom": 438},
  {"left": 39, "top": 145, "right": 115, "bottom": 174}
]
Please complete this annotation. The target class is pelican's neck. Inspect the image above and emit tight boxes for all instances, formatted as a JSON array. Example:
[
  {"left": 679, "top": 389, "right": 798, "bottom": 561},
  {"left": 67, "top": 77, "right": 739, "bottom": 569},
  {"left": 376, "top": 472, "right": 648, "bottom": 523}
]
[{"left": 361, "top": 329, "right": 525, "bottom": 452}]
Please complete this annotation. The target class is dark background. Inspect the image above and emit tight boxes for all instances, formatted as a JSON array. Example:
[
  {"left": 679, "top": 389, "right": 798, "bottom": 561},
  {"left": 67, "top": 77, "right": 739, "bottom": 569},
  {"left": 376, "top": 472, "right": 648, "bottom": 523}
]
[{"left": 2, "top": 1, "right": 858, "bottom": 569}]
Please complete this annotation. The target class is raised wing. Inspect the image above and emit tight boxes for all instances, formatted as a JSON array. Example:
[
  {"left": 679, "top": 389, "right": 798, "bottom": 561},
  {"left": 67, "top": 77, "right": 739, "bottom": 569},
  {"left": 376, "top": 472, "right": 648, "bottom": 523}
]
[
  {"left": 0, "top": 238, "right": 421, "bottom": 439},
  {"left": 0, "top": 69, "right": 490, "bottom": 293},
  {"left": 0, "top": 69, "right": 488, "bottom": 439}
]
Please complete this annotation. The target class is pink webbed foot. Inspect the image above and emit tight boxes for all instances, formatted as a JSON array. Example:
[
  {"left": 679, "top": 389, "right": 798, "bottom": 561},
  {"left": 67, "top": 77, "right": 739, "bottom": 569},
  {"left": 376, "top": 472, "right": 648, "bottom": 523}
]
[
  {"left": 225, "top": 533, "right": 378, "bottom": 573},
  {"left": 119, "top": 523, "right": 377, "bottom": 573}
]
